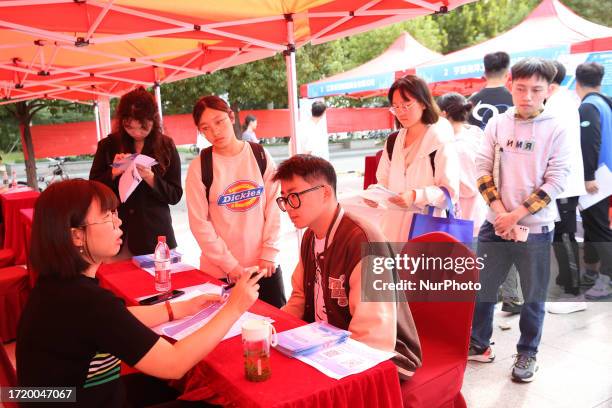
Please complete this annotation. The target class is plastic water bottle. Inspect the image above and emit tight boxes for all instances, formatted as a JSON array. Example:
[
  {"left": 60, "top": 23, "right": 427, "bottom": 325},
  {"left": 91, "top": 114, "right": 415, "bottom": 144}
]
[
  {"left": 154, "top": 235, "right": 171, "bottom": 292},
  {"left": 11, "top": 170, "right": 17, "bottom": 188},
  {"left": 2, "top": 171, "right": 7, "bottom": 186}
]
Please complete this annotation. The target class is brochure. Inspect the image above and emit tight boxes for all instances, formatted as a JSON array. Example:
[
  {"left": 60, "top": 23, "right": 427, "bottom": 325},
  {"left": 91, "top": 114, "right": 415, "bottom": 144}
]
[
  {"left": 296, "top": 338, "right": 395, "bottom": 380},
  {"left": 275, "top": 322, "right": 350, "bottom": 357},
  {"left": 116, "top": 154, "right": 158, "bottom": 202}
]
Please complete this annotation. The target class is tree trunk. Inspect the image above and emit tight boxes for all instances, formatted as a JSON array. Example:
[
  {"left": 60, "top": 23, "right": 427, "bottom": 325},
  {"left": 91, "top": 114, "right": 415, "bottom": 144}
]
[
  {"left": 230, "top": 100, "right": 242, "bottom": 140},
  {"left": 15, "top": 102, "right": 39, "bottom": 190}
]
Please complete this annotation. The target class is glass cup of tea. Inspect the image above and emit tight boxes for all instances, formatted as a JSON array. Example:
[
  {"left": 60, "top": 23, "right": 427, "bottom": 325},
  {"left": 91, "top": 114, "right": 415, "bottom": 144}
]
[{"left": 241, "top": 319, "right": 278, "bottom": 382}]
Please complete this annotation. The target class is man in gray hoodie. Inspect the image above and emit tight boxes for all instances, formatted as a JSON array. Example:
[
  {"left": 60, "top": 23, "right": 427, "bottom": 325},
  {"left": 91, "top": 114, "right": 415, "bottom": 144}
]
[{"left": 468, "top": 58, "right": 571, "bottom": 383}]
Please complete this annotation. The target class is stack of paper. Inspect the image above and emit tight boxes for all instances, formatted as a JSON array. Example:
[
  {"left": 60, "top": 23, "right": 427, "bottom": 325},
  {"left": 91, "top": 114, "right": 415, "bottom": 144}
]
[
  {"left": 132, "top": 250, "right": 182, "bottom": 269},
  {"left": 113, "top": 154, "right": 158, "bottom": 202},
  {"left": 275, "top": 322, "right": 350, "bottom": 357}
]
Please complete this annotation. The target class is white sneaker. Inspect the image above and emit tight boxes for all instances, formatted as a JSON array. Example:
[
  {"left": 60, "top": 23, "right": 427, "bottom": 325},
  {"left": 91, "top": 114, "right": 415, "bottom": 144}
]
[
  {"left": 585, "top": 275, "right": 612, "bottom": 300},
  {"left": 546, "top": 299, "right": 588, "bottom": 314}
]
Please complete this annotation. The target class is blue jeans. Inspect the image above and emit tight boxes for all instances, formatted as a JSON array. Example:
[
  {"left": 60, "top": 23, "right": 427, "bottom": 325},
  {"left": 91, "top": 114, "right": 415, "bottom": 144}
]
[{"left": 471, "top": 221, "right": 553, "bottom": 357}]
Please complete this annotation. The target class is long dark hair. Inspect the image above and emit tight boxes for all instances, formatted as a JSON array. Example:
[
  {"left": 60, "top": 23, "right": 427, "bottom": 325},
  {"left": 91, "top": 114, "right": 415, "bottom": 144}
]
[
  {"left": 113, "top": 87, "right": 172, "bottom": 173},
  {"left": 30, "top": 179, "right": 119, "bottom": 280}
]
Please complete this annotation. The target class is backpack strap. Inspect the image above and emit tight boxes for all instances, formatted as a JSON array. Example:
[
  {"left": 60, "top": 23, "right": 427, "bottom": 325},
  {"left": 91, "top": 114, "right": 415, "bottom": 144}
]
[
  {"left": 200, "top": 146, "right": 214, "bottom": 202},
  {"left": 386, "top": 131, "right": 399, "bottom": 159},
  {"left": 200, "top": 142, "right": 267, "bottom": 203},
  {"left": 247, "top": 141, "right": 267, "bottom": 179}
]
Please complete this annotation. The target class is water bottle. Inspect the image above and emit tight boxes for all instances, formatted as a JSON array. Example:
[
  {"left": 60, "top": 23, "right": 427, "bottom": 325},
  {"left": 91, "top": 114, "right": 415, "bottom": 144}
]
[
  {"left": 2, "top": 171, "right": 7, "bottom": 186},
  {"left": 11, "top": 170, "right": 17, "bottom": 188},
  {"left": 154, "top": 235, "right": 171, "bottom": 292}
]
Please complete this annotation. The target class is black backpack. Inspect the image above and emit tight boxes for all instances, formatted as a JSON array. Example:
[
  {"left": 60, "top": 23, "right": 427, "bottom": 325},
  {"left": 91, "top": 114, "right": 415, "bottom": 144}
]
[
  {"left": 200, "top": 141, "right": 267, "bottom": 202},
  {"left": 385, "top": 130, "right": 436, "bottom": 173}
]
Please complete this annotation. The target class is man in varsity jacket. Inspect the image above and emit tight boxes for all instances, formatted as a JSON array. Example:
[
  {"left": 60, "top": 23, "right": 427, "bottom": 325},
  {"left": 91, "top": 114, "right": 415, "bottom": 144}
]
[{"left": 273, "top": 154, "right": 422, "bottom": 379}]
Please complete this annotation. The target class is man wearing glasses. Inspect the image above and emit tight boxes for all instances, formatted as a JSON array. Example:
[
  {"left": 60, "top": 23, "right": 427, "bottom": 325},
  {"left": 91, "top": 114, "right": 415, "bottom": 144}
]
[{"left": 273, "top": 154, "right": 422, "bottom": 379}]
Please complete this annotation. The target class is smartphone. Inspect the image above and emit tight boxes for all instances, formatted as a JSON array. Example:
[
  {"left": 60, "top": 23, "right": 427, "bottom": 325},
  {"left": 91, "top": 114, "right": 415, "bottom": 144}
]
[
  {"left": 222, "top": 271, "right": 263, "bottom": 294},
  {"left": 139, "top": 289, "right": 185, "bottom": 306}
]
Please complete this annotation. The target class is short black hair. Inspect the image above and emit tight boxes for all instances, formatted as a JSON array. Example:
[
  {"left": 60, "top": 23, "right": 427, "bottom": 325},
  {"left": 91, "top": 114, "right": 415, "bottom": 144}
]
[
  {"left": 576, "top": 62, "right": 604, "bottom": 88},
  {"left": 511, "top": 58, "right": 557, "bottom": 84},
  {"left": 436, "top": 92, "right": 473, "bottom": 123},
  {"left": 551, "top": 60, "right": 566, "bottom": 85},
  {"left": 273, "top": 154, "right": 337, "bottom": 195},
  {"left": 30, "top": 179, "right": 119, "bottom": 280},
  {"left": 484, "top": 52, "right": 510, "bottom": 77},
  {"left": 311, "top": 101, "right": 327, "bottom": 117}
]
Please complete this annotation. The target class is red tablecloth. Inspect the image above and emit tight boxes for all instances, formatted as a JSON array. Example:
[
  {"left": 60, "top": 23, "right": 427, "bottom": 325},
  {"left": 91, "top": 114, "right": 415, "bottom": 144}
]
[
  {"left": 97, "top": 261, "right": 403, "bottom": 408},
  {"left": 19, "top": 208, "right": 35, "bottom": 287},
  {"left": 1, "top": 190, "right": 39, "bottom": 265}
]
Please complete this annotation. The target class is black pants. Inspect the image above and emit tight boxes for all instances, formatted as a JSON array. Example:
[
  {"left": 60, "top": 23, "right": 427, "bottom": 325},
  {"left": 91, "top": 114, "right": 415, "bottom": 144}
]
[
  {"left": 553, "top": 197, "right": 581, "bottom": 293},
  {"left": 257, "top": 265, "right": 287, "bottom": 308},
  {"left": 122, "top": 374, "right": 216, "bottom": 407},
  {"left": 580, "top": 196, "right": 612, "bottom": 274}
]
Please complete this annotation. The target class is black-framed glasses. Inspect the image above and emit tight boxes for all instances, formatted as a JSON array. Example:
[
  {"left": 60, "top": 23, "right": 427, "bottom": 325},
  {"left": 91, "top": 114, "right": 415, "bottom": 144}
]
[
  {"left": 79, "top": 210, "right": 120, "bottom": 230},
  {"left": 276, "top": 185, "right": 324, "bottom": 211}
]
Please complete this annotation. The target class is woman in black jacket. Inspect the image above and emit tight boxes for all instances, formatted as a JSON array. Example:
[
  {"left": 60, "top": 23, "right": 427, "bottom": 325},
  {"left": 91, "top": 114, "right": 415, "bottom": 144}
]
[{"left": 89, "top": 87, "right": 182, "bottom": 257}]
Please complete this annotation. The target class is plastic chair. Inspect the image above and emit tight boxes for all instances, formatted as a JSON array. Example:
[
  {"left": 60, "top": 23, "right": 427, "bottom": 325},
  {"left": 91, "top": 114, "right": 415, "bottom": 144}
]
[
  {"left": 0, "top": 341, "right": 18, "bottom": 408},
  {"left": 0, "top": 266, "right": 30, "bottom": 342},
  {"left": 400, "top": 232, "right": 476, "bottom": 408}
]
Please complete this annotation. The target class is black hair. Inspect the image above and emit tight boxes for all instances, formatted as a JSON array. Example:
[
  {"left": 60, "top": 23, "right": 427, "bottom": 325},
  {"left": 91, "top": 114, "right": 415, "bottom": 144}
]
[
  {"left": 273, "top": 154, "right": 337, "bottom": 195},
  {"left": 436, "top": 92, "right": 473, "bottom": 123},
  {"left": 192, "top": 95, "right": 231, "bottom": 125},
  {"left": 243, "top": 114, "right": 257, "bottom": 130},
  {"left": 511, "top": 58, "right": 557, "bottom": 84},
  {"left": 311, "top": 101, "right": 327, "bottom": 118},
  {"left": 483, "top": 52, "right": 510, "bottom": 77},
  {"left": 551, "top": 60, "right": 566, "bottom": 85},
  {"left": 576, "top": 62, "right": 605, "bottom": 88},
  {"left": 388, "top": 75, "right": 439, "bottom": 127},
  {"left": 30, "top": 179, "right": 119, "bottom": 280}
]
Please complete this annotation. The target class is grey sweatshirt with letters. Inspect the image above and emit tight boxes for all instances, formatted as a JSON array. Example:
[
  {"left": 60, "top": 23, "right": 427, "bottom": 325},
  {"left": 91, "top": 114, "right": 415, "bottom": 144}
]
[{"left": 476, "top": 107, "right": 572, "bottom": 232}]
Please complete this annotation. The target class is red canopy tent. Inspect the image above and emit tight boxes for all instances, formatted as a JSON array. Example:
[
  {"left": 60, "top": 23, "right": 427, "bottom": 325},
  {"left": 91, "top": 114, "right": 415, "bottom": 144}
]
[
  {"left": 300, "top": 31, "right": 440, "bottom": 99},
  {"left": 0, "top": 0, "right": 476, "bottom": 156},
  {"left": 415, "top": 0, "right": 612, "bottom": 96}
]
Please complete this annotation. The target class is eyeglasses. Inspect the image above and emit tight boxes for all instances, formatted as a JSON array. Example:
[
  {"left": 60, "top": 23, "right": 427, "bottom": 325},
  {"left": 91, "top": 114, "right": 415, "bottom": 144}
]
[
  {"left": 80, "top": 210, "right": 120, "bottom": 230},
  {"left": 389, "top": 100, "right": 418, "bottom": 116},
  {"left": 276, "top": 185, "right": 324, "bottom": 212}
]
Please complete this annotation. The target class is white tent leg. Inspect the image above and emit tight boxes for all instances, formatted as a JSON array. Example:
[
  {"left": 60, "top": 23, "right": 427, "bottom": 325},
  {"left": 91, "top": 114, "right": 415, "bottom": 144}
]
[
  {"left": 94, "top": 101, "right": 101, "bottom": 142},
  {"left": 284, "top": 17, "right": 299, "bottom": 157},
  {"left": 154, "top": 82, "right": 163, "bottom": 125}
]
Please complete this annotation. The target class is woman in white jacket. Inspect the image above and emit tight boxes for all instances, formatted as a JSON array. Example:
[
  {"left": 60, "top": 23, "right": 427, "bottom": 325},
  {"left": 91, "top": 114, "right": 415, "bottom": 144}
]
[
  {"left": 437, "top": 92, "right": 487, "bottom": 236},
  {"left": 372, "top": 75, "right": 460, "bottom": 242},
  {"left": 186, "top": 96, "right": 285, "bottom": 307}
]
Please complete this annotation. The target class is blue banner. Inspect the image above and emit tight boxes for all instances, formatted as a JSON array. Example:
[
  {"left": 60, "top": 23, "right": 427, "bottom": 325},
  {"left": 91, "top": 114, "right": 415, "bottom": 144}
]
[
  {"left": 416, "top": 46, "right": 570, "bottom": 83},
  {"left": 307, "top": 72, "right": 395, "bottom": 98}
]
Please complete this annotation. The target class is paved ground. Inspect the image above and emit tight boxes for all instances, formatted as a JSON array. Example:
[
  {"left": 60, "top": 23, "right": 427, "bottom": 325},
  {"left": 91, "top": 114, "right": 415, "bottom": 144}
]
[{"left": 6, "top": 145, "right": 612, "bottom": 408}]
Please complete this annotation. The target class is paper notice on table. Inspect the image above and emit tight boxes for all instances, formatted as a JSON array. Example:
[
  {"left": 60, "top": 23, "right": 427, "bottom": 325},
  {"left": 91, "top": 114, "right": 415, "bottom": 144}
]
[
  {"left": 578, "top": 165, "right": 612, "bottom": 211},
  {"left": 151, "top": 291, "right": 273, "bottom": 341},
  {"left": 117, "top": 154, "right": 158, "bottom": 202},
  {"left": 142, "top": 262, "right": 196, "bottom": 277},
  {"left": 295, "top": 338, "right": 394, "bottom": 380}
]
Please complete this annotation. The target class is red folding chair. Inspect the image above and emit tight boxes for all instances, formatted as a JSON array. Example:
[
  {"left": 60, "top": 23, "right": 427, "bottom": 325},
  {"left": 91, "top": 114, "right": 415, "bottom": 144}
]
[
  {"left": 400, "top": 232, "right": 476, "bottom": 408},
  {"left": 0, "top": 341, "right": 18, "bottom": 408},
  {"left": 0, "top": 266, "right": 30, "bottom": 343}
]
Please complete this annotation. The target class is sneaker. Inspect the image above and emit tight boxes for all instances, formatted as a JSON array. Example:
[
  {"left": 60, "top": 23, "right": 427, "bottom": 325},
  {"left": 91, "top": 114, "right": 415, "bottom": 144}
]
[
  {"left": 468, "top": 344, "right": 495, "bottom": 363},
  {"left": 501, "top": 298, "right": 523, "bottom": 314},
  {"left": 585, "top": 274, "right": 612, "bottom": 300},
  {"left": 546, "top": 300, "right": 588, "bottom": 314},
  {"left": 511, "top": 354, "right": 538, "bottom": 382},
  {"left": 580, "top": 269, "right": 599, "bottom": 287}
]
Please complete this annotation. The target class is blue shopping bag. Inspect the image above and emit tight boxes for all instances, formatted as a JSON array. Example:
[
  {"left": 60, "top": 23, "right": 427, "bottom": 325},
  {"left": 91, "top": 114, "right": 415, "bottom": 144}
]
[{"left": 408, "top": 187, "right": 473, "bottom": 243}]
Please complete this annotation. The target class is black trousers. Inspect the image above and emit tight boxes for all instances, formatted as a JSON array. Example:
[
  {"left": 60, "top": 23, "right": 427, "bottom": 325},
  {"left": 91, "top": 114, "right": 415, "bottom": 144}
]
[
  {"left": 580, "top": 195, "right": 612, "bottom": 273},
  {"left": 122, "top": 374, "right": 216, "bottom": 407},
  {"left": 553, "top": 197, "right": 580, "bottom": 292}
]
